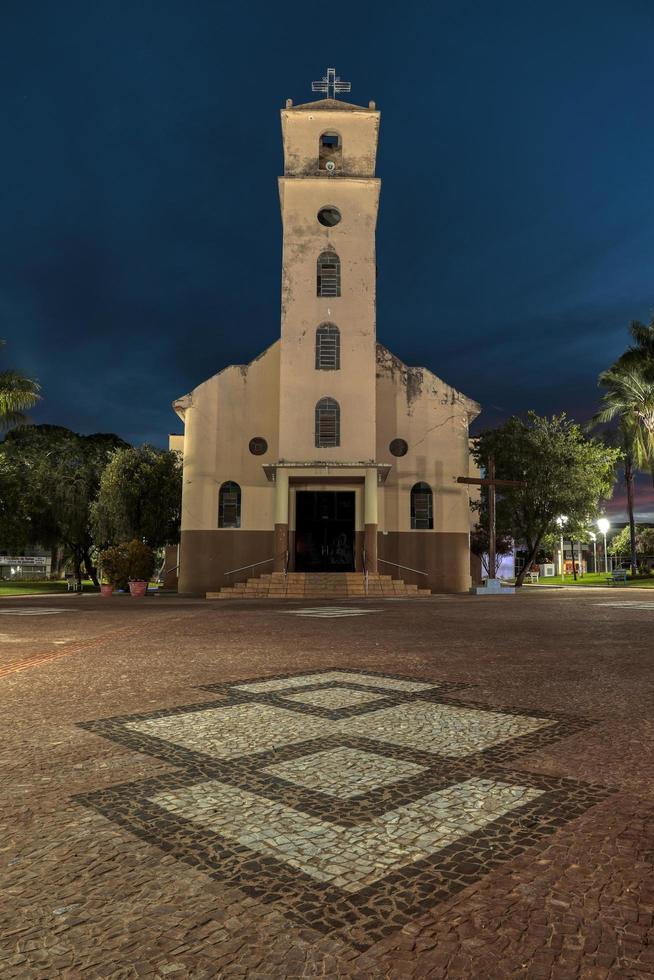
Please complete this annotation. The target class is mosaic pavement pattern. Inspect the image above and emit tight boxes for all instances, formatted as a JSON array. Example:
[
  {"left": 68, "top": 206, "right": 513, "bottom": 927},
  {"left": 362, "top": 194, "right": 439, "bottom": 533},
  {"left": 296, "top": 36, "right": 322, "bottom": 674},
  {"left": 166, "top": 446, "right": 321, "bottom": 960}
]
[{"left": 75, "top": 668, "right": 610, "bottom": 949}]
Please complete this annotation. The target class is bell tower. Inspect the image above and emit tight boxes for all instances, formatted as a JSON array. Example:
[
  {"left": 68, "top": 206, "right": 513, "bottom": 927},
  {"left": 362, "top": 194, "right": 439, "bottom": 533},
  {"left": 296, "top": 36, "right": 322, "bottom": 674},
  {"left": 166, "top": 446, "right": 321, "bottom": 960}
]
[{"left": 277, "top": 72, "right": 381, "bottom": 464}]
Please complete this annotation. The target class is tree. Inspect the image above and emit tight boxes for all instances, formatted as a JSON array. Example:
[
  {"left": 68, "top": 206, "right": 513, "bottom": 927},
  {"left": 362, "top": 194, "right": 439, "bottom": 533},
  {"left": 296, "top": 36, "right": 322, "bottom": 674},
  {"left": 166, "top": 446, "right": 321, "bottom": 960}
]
[
  {"left": 594, "top": 366, "right": 654, "bottom": 575},
  {"left": 0, "top": 340, "right": 40, "bottom": 428},
  {"left": 609, "top": 524, "right": 654, "bottom": 559},
  {"left": 614, "top": 316, "right": 654, "bottom": 371},
  {"left": 473, "top": 413, "right": 620, "bottom": 587},
  {"left": 91, "top": 445, "right": 182, "bottom": 549},
  {"left": 0, "top": 425, "right": 127, "bottom": 587},
  {"left": 469, "top": 525, "right": 513, "bottom": 578}
]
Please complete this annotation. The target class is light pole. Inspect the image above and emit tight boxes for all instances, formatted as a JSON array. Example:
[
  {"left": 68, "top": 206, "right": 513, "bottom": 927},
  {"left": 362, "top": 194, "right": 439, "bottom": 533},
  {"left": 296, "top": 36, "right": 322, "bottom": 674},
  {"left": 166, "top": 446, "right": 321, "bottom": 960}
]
[
  {"left": 597, "top": 518, "right": 610, "bottom": 573},
  {"left": 589, "top": 532, "right": 597, "bottom": 574},
  {"left": 556, "top": 515, "right": 568, "bottom": 578}
]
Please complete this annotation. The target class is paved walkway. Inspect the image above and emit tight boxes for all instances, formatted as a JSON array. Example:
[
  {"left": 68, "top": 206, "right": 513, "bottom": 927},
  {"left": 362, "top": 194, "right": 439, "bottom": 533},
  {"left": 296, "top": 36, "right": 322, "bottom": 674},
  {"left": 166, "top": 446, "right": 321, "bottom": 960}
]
[{"left": 2, "top": 592, "right": 654, "bottom": 978}]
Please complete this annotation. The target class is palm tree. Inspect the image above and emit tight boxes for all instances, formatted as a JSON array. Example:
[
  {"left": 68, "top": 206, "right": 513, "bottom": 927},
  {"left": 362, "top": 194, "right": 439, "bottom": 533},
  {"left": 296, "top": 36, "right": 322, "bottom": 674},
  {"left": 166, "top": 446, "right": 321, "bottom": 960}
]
[
  {"left": 617, "top": 316, "right": 654, "bottom": 370},
  {"left": 595, "top": 366, "right": 654, "bottom": 575},
  {"left": 0, "top": 341, "right": 40, "bottom": 429}
]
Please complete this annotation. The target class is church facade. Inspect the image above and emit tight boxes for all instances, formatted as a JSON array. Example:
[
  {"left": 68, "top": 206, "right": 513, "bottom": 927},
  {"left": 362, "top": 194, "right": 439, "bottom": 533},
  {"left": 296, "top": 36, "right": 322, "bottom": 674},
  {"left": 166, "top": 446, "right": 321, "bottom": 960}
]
[{"left": 172, "top": 75, "right": 480, "bottom": 595}]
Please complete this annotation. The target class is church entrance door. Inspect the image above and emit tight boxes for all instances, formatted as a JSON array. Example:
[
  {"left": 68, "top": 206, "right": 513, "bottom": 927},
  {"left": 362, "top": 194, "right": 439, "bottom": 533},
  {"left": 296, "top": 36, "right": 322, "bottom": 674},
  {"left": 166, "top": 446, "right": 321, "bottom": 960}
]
[{"left": 295, "top": 491, "right": 355, "bottom": 572}]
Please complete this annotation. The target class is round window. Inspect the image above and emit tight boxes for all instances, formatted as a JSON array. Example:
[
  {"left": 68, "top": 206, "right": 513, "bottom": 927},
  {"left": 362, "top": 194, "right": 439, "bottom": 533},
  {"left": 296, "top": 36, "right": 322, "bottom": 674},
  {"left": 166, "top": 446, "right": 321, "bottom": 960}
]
[
  {"left": 389, "top": 438, "right": 408, "bottom": 457},
  {"left": 249, "top": 437, "right": 268, "bottom": 456},
  {"left": 317, "top": 206, "right": 342, "bottom": 227}
]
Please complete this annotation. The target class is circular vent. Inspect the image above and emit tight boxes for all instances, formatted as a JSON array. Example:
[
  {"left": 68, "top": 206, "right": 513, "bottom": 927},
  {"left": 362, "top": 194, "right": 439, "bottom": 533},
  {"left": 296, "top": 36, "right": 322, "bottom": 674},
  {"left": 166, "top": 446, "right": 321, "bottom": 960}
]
[
  {"left": 317, "top": 206, "right": 342, "bottom": 227},
  {"left": 249, "top": 437, "right": 268, "bottom": 456},
  {"left": 389, "top": 438, "right": 408, "bottom": 457}
]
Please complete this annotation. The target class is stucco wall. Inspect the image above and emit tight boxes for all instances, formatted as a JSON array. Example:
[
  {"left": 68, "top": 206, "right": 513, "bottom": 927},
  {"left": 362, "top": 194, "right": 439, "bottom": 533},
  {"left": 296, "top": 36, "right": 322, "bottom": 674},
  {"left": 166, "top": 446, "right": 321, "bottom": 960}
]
[
  {"left": 281, "top": 104, "right": 379, "bottom": 178},
  {"left": 278, "top": 177, "right": 379, "bottom": 463},
  {"left": 375, "top": 344, "right": 479, "bottom": 541},
  {"left": 177, "top": 341, "right": 280, "bottom": 533}
]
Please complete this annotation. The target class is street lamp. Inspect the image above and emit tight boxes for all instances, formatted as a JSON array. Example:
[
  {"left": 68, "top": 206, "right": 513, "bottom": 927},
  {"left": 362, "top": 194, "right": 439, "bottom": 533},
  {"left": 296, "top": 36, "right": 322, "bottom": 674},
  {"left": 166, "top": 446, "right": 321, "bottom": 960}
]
[
  {"left": 597, "top": 518, "right": 610, "bottom": 573},
  {"left": 556, "top": 515, "right": 568, "bottom": 578},
  {"left": 589, "top": 532, "right": 597, "bottom": 574}
]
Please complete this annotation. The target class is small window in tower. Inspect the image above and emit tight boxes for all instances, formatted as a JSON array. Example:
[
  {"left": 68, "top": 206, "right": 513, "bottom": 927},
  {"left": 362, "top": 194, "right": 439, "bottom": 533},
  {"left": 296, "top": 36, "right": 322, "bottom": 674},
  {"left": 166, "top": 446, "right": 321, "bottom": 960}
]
[
  {"left": 319, "top": 131, "right": 342, "bottom": 171},
  {"left": 411, "top": 482, "right": 433, "bottom": 530},
  {"left": 315, "top": 397, "right": 340, "bottom": 447},
  {"left": 315, "top": 323, "right": 340, "bottom": 370},
  {"left": 317, "top": 250, "right": 341, "bottom": 297},
  {"left": 317, "top": 206, "right": 341, "bottom": 227},
  {"left": 218, "top": 481, "right": 241, "bottom": 528}
]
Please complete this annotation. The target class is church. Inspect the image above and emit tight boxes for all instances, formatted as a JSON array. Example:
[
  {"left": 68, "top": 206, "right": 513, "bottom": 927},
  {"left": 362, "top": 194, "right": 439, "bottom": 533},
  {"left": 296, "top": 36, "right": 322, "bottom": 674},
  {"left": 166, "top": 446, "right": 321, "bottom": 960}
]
[{"left": 171, "top": 70, "right": 481, "bottom": 596}]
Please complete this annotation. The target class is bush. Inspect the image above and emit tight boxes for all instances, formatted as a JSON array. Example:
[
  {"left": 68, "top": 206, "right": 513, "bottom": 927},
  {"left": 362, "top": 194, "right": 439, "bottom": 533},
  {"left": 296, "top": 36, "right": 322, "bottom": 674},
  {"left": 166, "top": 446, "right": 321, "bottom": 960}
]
[
  {"left": 97, "top": 544, "right": 130, "bottom": 589},
  {"left": 98, "top": 540, "right": 155, "bottom": 588},
  {"left": 124, "top": 539, "right": 155, "bottom": 581}
]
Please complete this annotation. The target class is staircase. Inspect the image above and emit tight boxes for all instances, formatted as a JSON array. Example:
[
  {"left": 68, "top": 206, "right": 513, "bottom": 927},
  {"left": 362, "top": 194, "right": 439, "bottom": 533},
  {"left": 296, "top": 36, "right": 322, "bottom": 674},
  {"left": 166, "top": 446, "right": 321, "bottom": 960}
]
[{"left": 207, "top": 571, "right": 431, "bottom": 600}]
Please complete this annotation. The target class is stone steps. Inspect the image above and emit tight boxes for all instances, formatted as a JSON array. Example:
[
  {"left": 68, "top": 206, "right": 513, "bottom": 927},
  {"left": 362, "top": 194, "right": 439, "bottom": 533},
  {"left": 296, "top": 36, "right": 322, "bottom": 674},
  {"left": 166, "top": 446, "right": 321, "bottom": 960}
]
[{"left": 207, "top": 572, "right": 431, "bottom": 600}]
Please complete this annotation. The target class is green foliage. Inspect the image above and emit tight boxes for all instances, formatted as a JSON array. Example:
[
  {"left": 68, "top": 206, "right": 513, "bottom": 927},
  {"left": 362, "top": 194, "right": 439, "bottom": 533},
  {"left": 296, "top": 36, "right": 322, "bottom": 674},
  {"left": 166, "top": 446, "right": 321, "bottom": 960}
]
[
  {"left": 595, "top": 368, "right": 654, "bottom": 470},
  {"left": 473, "top": 412, "right": 620, "bottom": 586},
  {"left": 0, "top": 425, "right": 127, "bottom": 584},
  {"left": 608, "top": 524, "right": 654, "bottom": 557},
  {"left": 98, "top": 539, "right": 155, "bottom": 587},
  {"left": 469, "top": 523, "right": 513, "bottom": 577},
  {"left": 0, "top": 340, "right": 40, "bottom": 429},
  {"left": 91, "top": 445, "right": 182, "bottom": 548}
]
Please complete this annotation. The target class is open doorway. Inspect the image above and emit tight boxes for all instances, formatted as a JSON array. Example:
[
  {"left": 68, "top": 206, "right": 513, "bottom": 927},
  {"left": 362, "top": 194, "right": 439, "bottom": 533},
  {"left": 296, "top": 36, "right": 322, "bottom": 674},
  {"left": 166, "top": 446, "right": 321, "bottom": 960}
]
[{"left": 295, "top": 491, "right": 355, "bottom": 572}]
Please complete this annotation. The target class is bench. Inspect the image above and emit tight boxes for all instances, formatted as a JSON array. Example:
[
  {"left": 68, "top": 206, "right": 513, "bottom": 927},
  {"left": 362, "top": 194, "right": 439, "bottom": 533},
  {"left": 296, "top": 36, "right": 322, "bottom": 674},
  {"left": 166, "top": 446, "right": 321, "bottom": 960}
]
[
  {"left": 524, "top": 571, "right": 539, "bottom": 584},
  {"left": 606, "top": 569, "right": 628, "bottom": 586}
]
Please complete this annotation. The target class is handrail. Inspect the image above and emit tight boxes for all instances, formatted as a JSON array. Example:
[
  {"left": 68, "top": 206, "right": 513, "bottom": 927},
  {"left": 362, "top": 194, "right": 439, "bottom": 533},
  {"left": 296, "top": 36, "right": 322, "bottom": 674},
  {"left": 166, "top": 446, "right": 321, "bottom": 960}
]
[
  {"left": 224, "top": 549, "right": 289, "bottom": 580},
  {"left": 224, "top": 556, "right": 275, "bottom": 577},
  {"left": 378, "top": 557, "right": 428, "bottom": 577}
]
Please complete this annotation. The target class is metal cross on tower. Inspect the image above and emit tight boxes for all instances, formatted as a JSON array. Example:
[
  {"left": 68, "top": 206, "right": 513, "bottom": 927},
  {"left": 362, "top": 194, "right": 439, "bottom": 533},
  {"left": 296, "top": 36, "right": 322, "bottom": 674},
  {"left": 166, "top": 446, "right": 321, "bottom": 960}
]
[{"left": 312, "top": 67, "right": 351, "bottom": 100}]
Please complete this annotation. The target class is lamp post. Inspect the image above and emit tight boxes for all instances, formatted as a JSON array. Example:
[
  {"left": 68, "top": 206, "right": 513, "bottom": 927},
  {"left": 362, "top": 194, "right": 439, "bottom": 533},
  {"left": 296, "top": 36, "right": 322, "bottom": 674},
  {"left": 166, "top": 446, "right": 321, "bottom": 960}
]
[
  {"left": 597, "top": 518, "right": 610, "bottom": 573},
  {"left": 556, "top": 515, "right": 568, "bottom": 578},
  {"left": 589, "top": 532, "right": 597, "bottom": 574}
]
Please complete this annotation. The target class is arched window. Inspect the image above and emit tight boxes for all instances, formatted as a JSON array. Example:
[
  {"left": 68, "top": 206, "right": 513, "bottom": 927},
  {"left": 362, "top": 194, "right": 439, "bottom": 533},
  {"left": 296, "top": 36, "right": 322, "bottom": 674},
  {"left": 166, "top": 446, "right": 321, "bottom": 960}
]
[
  {"left": 315, "top": 323, "right": 340, "bottom": 370},
  {"left": 319, "top": 131, "right": 342, "bottom": 171},
  {"left": 218, "top": 481, "right": 241, "bottom": 528},
  {"left": 315, "top": 398, "right": 340, "bottom": 448},
  {"left": 317, "top": 251, "right": 341, "bottom": 297},
  {"left": 411, "top": 482, "right": 433, "bottom": 529}
]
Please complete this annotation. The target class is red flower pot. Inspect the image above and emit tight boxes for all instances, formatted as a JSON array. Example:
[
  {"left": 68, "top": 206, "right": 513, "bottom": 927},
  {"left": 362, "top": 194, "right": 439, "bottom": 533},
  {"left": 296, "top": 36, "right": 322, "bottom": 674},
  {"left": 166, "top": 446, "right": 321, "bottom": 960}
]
[
  {"left": 100, "top": 584, "right": 114, "bottom": 598},
  {"left": 128, "top": 580, "right": 148, "bottom": 598}
]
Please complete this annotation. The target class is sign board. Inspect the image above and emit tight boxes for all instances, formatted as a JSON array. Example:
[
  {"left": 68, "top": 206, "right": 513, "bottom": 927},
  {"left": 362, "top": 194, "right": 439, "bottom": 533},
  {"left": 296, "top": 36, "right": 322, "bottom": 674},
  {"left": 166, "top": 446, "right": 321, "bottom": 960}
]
[{"left": 0, "top": 556, "right": 48, "bottom": 565}]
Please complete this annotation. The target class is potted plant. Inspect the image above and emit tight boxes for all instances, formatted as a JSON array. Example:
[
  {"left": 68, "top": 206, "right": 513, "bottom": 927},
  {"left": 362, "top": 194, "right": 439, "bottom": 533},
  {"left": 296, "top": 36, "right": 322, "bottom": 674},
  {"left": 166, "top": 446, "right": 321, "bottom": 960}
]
[
  {"left": 125, "top": 540, "right": 155, "bottom": 598},
  {"left": 97, "top": 544, "right": 129, "bottom": 596}
]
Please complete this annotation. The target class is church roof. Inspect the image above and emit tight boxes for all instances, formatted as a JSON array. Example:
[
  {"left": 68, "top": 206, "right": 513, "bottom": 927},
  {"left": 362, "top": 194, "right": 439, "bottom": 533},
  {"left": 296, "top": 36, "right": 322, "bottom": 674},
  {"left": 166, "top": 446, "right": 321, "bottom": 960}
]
[{"left": 287, "top": 98, "right": 374, "bottom": 112}]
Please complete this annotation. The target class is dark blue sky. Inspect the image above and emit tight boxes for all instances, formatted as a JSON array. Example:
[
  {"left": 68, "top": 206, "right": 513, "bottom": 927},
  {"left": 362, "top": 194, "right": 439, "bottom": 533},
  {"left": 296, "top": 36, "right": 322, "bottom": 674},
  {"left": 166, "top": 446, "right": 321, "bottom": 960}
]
[{"left": 2, "top": 1, "right": 654, "bottom": 512}]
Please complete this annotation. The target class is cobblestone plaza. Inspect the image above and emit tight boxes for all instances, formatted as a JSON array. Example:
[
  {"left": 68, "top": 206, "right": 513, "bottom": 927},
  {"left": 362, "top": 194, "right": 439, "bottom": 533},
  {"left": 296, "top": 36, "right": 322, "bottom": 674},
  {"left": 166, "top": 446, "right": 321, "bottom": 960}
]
[{"left": 2, "top": 591, "right": 654, "bottom": 977}]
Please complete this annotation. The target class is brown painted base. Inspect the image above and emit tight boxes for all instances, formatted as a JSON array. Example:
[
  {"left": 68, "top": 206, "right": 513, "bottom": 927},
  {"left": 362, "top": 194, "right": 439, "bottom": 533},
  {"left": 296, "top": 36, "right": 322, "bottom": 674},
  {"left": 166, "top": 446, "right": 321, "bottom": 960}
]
[
  {"left": 178, "top": 530, "right": 275, "bottom": 595},
  {"left": 364, "top": 524, "right": 378, "bottom": 573},
  {"left": 378, "top": 531, "right": 472, "bottom": 593},
  {"left": 178, "top": 529, "right": 472, "bottom": 595},
  {"left": 274, "top": 524, "right": 289, "bottom": 571}
]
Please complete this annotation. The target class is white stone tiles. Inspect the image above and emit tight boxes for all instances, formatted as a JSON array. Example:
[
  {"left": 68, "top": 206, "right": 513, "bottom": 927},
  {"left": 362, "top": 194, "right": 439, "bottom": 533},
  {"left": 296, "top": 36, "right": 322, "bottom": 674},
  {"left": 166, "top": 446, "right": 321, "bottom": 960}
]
[
  {"left": 280, "top": 688, "right": 385, "bottom": 710},
  {"left": 125, "top": 703, "right": 333, "bottom": 759},
  {"left": 232, "top": 671, "right": 438, "bottom": 694},
  {"left": 150, "top": 776, "right": 543, "bottom": 892},
  {"left": 264, "top": 746, "right": 427, "bottom": 798},
  {"left": 339, "top": 702, "right": 554, "bottom": 758}
]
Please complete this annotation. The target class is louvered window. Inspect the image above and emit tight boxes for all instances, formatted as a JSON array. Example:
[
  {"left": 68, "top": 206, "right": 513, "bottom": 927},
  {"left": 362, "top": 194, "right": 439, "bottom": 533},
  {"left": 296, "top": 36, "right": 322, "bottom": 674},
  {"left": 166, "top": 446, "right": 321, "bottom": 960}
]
[
  {"left": 315, "top": 323, "right": 340, "bottom": 370},
  {"left": 315, "top": 398, "right": 340, "bottom": 448},
  {"left": 218, "top": 481, "right": 241, "bottom": 528},
  {"left": 317, "top": 251, "right": 341, "bottom": 297},
  {"left": 410, "top": 482, "right": 433, "bottom": 529}
]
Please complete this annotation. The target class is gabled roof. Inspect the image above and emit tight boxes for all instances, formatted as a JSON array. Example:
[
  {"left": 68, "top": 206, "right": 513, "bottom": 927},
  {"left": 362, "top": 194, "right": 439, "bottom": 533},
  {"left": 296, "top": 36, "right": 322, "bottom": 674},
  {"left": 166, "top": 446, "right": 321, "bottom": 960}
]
[{"left": 287, "top": 98, "right": 374, "bottom": 112}]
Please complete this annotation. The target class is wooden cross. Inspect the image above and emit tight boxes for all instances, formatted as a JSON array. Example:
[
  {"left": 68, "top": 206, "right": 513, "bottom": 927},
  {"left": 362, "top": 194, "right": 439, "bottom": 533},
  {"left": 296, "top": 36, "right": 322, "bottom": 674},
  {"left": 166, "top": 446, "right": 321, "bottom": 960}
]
[
  {"left": 457, "top": 457, "right": 527, "bottom": 579},
  {"left": 312, "top": 68, "right": 352, "bottom": 100}
]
